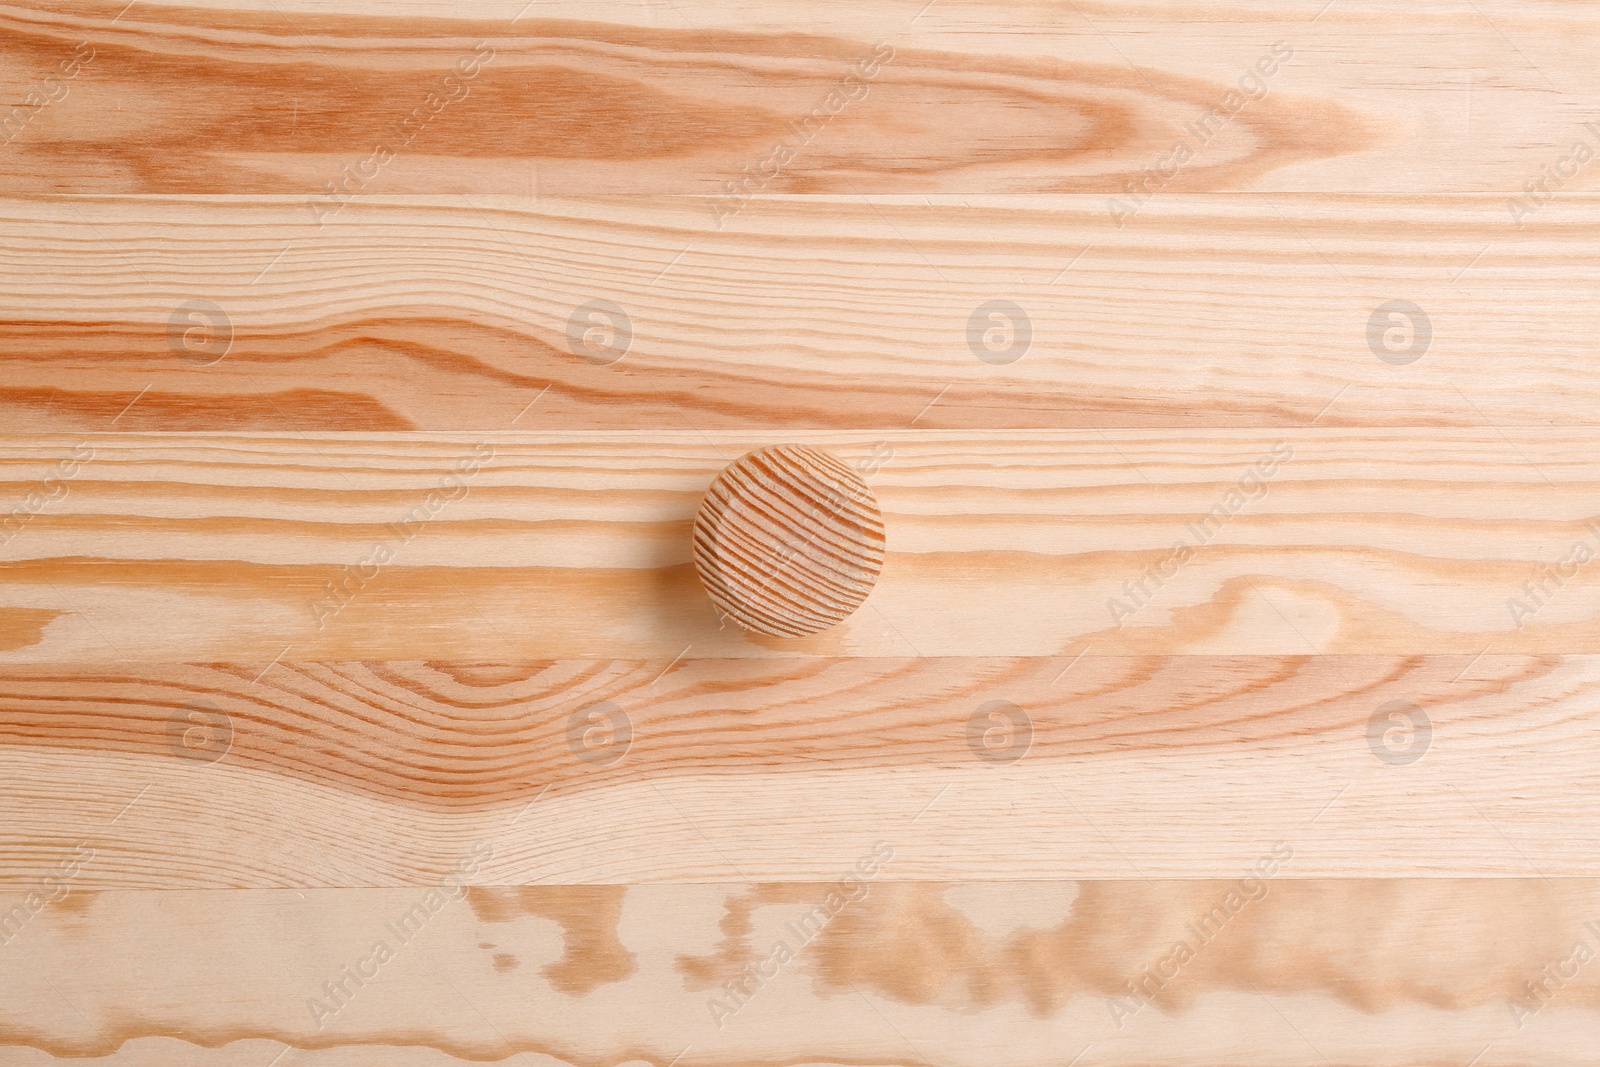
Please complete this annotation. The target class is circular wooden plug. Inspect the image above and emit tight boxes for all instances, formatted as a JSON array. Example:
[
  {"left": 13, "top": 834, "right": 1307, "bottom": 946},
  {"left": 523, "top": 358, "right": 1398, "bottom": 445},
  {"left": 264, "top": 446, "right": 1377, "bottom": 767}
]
[{"left": 692, "top": 445, "right": 886, "bottom": 637}]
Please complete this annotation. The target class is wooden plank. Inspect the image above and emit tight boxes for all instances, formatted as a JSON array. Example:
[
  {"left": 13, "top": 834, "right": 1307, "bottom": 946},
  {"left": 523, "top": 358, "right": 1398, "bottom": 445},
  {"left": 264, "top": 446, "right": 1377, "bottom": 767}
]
[
  {"left": 1, "top": 880, "right": 1597, "bottom": 1063},
  {"left": 2, "top": 0, "right": 1598, "bottom": 196},
  {"left": 2, "top": 654, "right": 1598, "bottom": 885},
  {"left": 3, "top": 430, "right": 1599, "bottom": 661},
  {"left": 2, "top": 194, "right": 1600, "bottom": 431}
]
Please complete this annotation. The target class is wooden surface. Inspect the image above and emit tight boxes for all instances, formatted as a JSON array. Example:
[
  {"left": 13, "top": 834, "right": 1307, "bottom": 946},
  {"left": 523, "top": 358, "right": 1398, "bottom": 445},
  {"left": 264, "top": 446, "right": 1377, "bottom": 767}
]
[
  {"left": 3, "top": 654, "right": 1600, "bottom": 886},
  {"left": 7, "top": 193, "right": 1600, "bottom": 432},
  {"left": 6, "top": 429, "right": 1600, "bottom": 659},
  {"left": 4, "top": 879, "right": 1600, "bottom": 1064},
  {"left": 4, "top": 0, "right": 1600, "bottom": 197},
  {"left": 6, "top": 0, "right": 1600, "bottom": 1063}
]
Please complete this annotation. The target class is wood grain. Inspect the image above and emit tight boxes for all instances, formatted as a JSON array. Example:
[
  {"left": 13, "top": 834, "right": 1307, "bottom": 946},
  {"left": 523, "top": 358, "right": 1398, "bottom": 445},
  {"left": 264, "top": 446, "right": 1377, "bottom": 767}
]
[
  {"left": 5, "top": 194, "right": 1600, "bottom": 432},
  {"left": 2, "top": 0, "right": 1599, "bottom": 196},
  {"left": 692, "top": 444, "right": 886, "bottom": 636},
  {"left": 3, "top": 653, "right": 1599, "bottom": 885},
  {"left": 0, "top": 0, "right": 1364, "bottom": 196},
  {"left": 2, "top": 430, "right": 1599, "bottom": 660},
  {"left": 4, "top": 0, "right": 1599, "bottom": 1060},
  {"left": 2, "top": 879, "right": 1599, "bottom": 1063}
]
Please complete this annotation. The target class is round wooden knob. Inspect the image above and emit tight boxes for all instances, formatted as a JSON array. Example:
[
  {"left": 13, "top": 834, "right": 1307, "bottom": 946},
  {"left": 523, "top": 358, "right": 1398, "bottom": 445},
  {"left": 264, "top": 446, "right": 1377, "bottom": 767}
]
[{"left": 693, "top": 445, "right": 886, "bottom": 637}]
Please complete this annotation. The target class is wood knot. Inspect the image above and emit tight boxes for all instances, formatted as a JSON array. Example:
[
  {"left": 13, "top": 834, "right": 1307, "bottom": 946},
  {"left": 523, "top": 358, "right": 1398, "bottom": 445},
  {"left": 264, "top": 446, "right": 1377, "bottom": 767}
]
[{"left": 692, "top": 445, "right": 886, "bottom": 637}]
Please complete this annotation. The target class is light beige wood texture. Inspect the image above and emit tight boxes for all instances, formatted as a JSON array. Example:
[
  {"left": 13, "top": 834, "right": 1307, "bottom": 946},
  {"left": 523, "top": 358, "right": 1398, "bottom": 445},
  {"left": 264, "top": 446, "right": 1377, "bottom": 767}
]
[
  {"left": 3, "top": 880, "right": 1600, "bottom": 1064},
  {"left": 2, "top": 430, "right": 1598, "bottom": 660},
  {"left": 2, "top": 0, "right": 1600, "bottom": 195},
  {"left": 4, "top": 0, "right": 1600, "bottom": 1063},
  {"left": 1, "top": 194, "right": 1599, "bottom": 431},
  {"left": 693, "top": 445, "right": 886, "bottom": 636},
  {"left": 0, "top": 655, "right": 1596, "bottom": 886}
]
